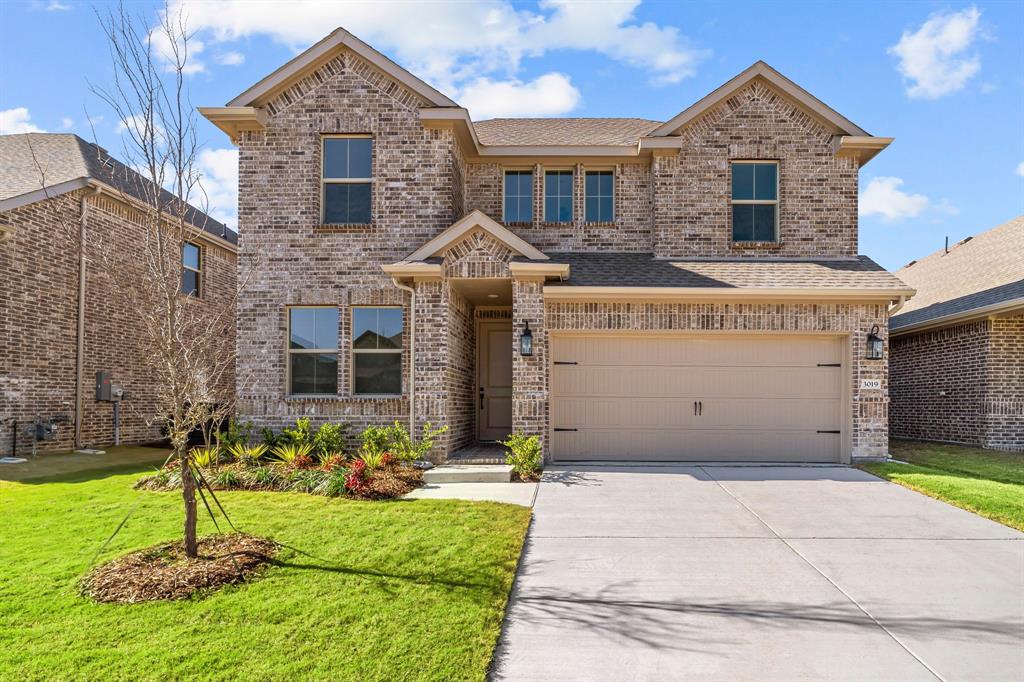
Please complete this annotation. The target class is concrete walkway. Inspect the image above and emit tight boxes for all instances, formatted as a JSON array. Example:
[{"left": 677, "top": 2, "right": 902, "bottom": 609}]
[
  {"left": 492, "top": 465, "right": 1024, "bottom": 681},
  {"left": 405, "top": 481, "right": 538, "bottom": 506}
]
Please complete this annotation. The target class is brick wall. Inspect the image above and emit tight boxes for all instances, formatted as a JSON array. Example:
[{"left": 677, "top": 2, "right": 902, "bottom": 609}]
[
  {"left": 447, "top": 286, "right": 475, "bottom": 451},
  {"left": 653, "top": 80, "right": 859, "bottom": 259},
  {"left": 512, "top": 279, "right": 548, "bottom": 454},
  {"left": 986, "top": 315, "right": 1023, "bottom": 450},
  {"left": 0, "top": 190, "right": 237, "bottom": 456}
]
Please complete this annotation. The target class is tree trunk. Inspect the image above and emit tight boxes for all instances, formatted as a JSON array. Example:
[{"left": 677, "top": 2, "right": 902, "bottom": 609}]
[{"left": 180, "top": 451, "right": 198, "bottom": 558}]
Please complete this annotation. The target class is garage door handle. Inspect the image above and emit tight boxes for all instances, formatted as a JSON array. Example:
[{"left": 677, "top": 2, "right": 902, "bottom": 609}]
[
  {"left": 699, "top": 400, "right": 703, "bottom": 416},
  {"left": 817, "top": 430, "right": 841, "bottom": 434},
  {"left": 554, "top": 361, "right": 577, "bottom": 365},
  {"left": 817, "top": 363, "right": 841, "bottom": 367},
  {"left": 554, "top": 428, "right": 577, "bottom": 432},
  {"left": 694, "top": 401, "right": 697, "bottom": 416}
]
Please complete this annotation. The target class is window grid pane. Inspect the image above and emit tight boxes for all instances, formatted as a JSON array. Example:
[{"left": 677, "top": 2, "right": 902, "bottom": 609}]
[
  {"left": 585, "top": 171, "right": 614, "bottom": 222},
  {"left": 323, "top": 138, "right": 372, "bottom": 179},
  {"left": 544, "top": 170, "right": 573, "bottom": 223},
  {"left": 504, "top": 170, "right": 533, "bottom": 222},
  {"left": 731, "top": 162, "right": 778, "bottom": 243}
]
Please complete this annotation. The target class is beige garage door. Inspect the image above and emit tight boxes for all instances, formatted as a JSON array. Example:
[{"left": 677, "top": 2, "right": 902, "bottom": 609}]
[{"left": 551, "top": 334, "right": 845, "bottom": 462}]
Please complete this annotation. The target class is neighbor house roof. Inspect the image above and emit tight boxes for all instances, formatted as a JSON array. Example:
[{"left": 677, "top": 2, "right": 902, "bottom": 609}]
[
  {"left": 473, "top": 118, "right": 662, "bottom": 146},
  {"left": 0, "top": 133, "right": 236, "bottom": 245},
  {"left": 541, "top": 253, "right": 912, "bottom": 301},
  {"left": 891, "top": 216, "right": 1024, "bottom": 333}
]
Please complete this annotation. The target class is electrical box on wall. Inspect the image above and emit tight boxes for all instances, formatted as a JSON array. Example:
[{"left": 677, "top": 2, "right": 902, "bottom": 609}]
[{"left": 95, "top": 371, "right": 125, "bottom": 402}]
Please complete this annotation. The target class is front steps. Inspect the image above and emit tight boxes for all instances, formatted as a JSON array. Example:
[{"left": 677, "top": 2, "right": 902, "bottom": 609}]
[{"left": 423, "top": 464, "right": 512, "bottom": 484}]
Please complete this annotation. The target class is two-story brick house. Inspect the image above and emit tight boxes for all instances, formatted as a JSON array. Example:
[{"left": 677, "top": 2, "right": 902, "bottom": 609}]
[{"left": 203, "top": 28, "right": 912, "bottom": 464}]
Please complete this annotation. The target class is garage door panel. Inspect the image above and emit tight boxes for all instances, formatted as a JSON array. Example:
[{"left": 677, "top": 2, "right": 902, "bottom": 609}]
[
  {"left": 553, "top": 335, "right": 842, "bottom": 367},
  {"left": 550, "top": 334, "right": 845, "bottom": 463},
  {"left": 553, "top": 397, "right": 841, "bottom": 430},
  {"left": 554, "top": 428, "right": 841, "bottom": 462},
  {"left": 553, "top": 366, "right": 841, "bottom": 399}
]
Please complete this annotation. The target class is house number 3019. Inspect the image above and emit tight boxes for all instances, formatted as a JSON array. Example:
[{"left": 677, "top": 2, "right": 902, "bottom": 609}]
[{"left": 860, "top": 379, "right": 882, "bottom": 390}]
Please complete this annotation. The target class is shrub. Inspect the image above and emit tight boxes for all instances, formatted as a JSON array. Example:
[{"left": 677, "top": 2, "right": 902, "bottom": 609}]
[
  {"left": 246, "top": 466, "right": 278, "bottom": 488},
  {"left": 189, "top": 446, "right": 219, "bottom": 469},
  {"left": 282, "top": 417, "right": 313, "bottom": 447},
  {"left": 260, "top": 427, "right": 280, "bottom": 448},
  {"left": 313, "top": 422, "right": 349, "bottom": 457},
  {"left": 319, "top": 454, "right": 346, "bottom": 472},
  {"left": 270, "top": 442, "right": 314, "bottom": 466},
  {"left": 323, "top": 467, "right": 349, "bottom": 497},
  {"left": 288, "top": 469, "right": 327, "bottom": 494},
  {"left": 359, "top": 425, "right": 391, "bottom": 459},
  {"left": 215, "top": 469, "right": 239, "bottom": 488},
  {"left": 217, "top": 419, "right": 254, "bottom": 448},
  {"left": 226, "top": 442, "right": 268, "bottom": 466},
  {"left": 385, "top": 421, "right": 448, "bottom": 462},
  {"left": 499, "top": 433, "right": 542, "bottom": 479},
  {"left": 358, "top": 450, "right": 386, "bottom": 471}
]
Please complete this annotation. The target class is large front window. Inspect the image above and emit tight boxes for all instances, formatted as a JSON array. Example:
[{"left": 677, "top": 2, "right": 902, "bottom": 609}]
[
  {"left": 731, "top": 161, "right": 778, "bottom": 242},
  {"left": 584, "top": 170, "right": 614, "bottom": 223},
  {"left": 322, "top": 135, "right": 372, "bottom": 224},
  {"left": 288, "top": 307, "right": 338, "bottom": 394},
  {"left": 352, "top": 307, "right": 403, "bottom": 395},
  {"left": 503, "top": 170, "right": 533, "bottom": 223},
  {"left": 544, "top": 170, "right": 574, "bottom": 223}
]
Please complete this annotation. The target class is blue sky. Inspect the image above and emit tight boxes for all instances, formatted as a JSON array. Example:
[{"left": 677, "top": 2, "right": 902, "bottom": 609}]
[{"left": 1, "top": 0, "right": 1021, "bottom": 270}]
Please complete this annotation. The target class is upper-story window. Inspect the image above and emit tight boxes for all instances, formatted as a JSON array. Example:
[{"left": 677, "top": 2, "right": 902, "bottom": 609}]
[
  {"left": 584, "top": 170, "right": 614, "bottom": 223},
  {"left": 352, "top": 307, "right": 403, "bottom": 395},
  {"left": 731, "top": 161, "right": 778, "bottom": 242},
  {"left": 322, "top": 135, "right": 372, "bottom": 224},
  {"left": 544, "top": 170, "right": 574, "bottom": 223},
  {"left": 503, "top": 170, "right": 533, "bottom": 223},
  {"left": 181, "top": 242, "right": 201, "bottom": 297},
  {"left": 288, "top": 307, "right": 339, "bottom": 395}
]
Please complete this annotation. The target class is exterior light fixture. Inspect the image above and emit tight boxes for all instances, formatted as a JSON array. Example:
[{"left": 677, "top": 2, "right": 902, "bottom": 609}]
[
  {"left": 865, "top": 325, "right": 883, "bottom": 360},
  {"left": 520, "top": 321, "right": 533, "bottom": 356}
]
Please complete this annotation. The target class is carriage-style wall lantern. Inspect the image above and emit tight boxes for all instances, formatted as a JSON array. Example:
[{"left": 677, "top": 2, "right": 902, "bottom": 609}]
[
  {"left": 865, "top": 325, "right": 884, "bottom": 360},
  {"left": 520, "top": 321, "right": 533, "bottom": 356}
]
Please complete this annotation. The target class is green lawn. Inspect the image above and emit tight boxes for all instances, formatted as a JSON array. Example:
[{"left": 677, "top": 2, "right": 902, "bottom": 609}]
[
  {"left": 0, "top": 462, "right": 531, "bottom": 681},
  {"left": 860, "top": 440, "right": 1024, "bottom": 532}
]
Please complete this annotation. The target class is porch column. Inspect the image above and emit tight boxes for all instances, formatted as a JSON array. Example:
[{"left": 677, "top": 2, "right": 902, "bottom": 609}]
[
  {"left": 511, "top": 277, "right": 549, "bottom": 460},
  {"left": 412, "top": 279, "right": 450, "bottom": 459}
]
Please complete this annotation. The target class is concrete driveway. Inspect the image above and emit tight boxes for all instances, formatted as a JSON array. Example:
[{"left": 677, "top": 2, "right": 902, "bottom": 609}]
[{"left": 491, "top": 465, "right": 1024, "bottom": 681}]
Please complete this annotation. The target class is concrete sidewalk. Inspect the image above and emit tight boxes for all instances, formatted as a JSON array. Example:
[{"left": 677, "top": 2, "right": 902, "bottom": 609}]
[{"left": 492, "top": 465, "right": 1023, "bottom": 681}]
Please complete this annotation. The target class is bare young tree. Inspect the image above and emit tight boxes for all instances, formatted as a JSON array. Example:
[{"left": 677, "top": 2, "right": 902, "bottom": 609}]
[{"left": 78, "top": 2, "right": 254, "bottom": 558}]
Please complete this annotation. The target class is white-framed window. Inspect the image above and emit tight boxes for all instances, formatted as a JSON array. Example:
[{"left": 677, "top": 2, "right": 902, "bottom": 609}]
[
  {"left": 503, "top": 169, "right": 533, "bottom": 223},
  {"left": 544, "top": 169, "right": 574, "bottom": 223},
  {"left": 288, "top": 307, "right": 339, "bottom": 395},
  {"left": 584, "top": 170, "right": 614, "bottom": 223},
  {"left": 321, "top": 135, "right": 372, "bottom": 224},
  {"left": 181, "top": 242, "right": 201, "bottom": 297},
  {"left": 731, "top": 161, "right": 779, "bottom": 242},
  {"left": 351, "top": 307, "right": 403, "bottom": 395}
]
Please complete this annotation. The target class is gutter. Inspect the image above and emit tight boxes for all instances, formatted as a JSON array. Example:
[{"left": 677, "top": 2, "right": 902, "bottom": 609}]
[
  {"left": 391, "top": 277, "right": 416, "bottom": 437},
  {"left": 890, "top": 296, "right": 1024, "bottom": 337},
  {"left": 887, "top": 295, "right": 908, "bottom": 317},
  {"left": 75, "top": 186, "right": 102, "bottom": 449}
]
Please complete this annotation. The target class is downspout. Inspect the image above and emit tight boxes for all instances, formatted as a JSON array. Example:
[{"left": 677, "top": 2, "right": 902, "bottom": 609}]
[
  {"left": 888, "top": 295, "right": 908, "bottom": 317},
  {"left": 74, "top": 186, "right": 102, "bottom": 449},
  {"left": 391, "top": 277, "right": 415, "bottom": 436}
]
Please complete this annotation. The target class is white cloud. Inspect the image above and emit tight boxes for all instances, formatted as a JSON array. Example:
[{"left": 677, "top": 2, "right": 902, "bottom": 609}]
[
  {"left": 859, "top": 177, "right": 931, "bottom": 222},
  {"left": 195, "top": 148, "right": 238, "bottom": 230},
  {"left": 165, "top": 0, "right": 706, "bottom": 115},
  {"left": 0, "top": 107, "right": 44, "bottom": 134},
  {"left": 216, "top": 51, "right": 245, "bottom": 66},
  {"left": 149, "top": 24, "right": 206, "bottom": 74},
  {"left": 888, "top": 7, "right": 981, "bottom": 99},
  {"left": 459, "top": 73, "right": 581, "bottom": 118},
  {"left": 61, "top": 117, "right": 74, "bottom": 129},
  {"left": 1016, "top": 161, "right": 1024, "bottom": 177},
  {"left": 115, "top": 114, "right": 166, "bottom": 141},
  {"left": 46, "top": 0, "right": 71, "bottom": 10}
]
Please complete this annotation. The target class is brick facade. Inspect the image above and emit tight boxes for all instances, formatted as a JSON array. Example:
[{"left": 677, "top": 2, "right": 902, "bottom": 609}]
[
  {"left": 891, "top": 316, "right": 1024, "bottom": 451},
  {"left": 228, "top": 46, "right": 896, "bottom": 462},
  {"left": 0, "top": 191, "right": 237, "bottom": 456}
]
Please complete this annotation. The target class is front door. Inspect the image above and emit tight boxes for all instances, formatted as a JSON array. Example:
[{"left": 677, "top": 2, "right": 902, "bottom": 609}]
[{"left": 477, "top": 320, "right": 513, "bottom": 441}]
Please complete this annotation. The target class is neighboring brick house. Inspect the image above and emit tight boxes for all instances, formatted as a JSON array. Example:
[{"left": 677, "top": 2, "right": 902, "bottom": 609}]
[
  {"left": 202, "top": 28, "right": 912, "bottom": 464},
  {"left": 890, "top": 217, "right": 1023, "bottom": 451},
  {"left": 0, "top": 133, "right": 238, "bottom": 457}
]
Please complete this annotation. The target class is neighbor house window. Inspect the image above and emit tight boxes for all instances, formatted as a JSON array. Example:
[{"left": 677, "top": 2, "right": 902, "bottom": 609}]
[
  {"left": 288, "top": 307, "right": 339, "bottom": 394},
  {"left": 352, "top": 307, "right": 403, "bottom": 395},
  {"left": 544, "top": 170, "right": 573, "bottom": 223},
  {"left": 181, "top": 242, "right": 201, "bottom": 296},
  {"left": 731, "top": 161, "right": 778, "bottom": 242},
  {"left": 585, "top": 170, "right": 614, "bottom": 223},
  {"left": 322, "top": 135, "right": 372, "bottom": 224},
  {"left": 503, "top": 170, "right": 533, "bottom": 223}
]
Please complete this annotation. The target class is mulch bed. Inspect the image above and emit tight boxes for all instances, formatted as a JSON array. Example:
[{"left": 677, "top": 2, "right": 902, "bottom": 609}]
[
  {"left": 82, "top": 533, "right": 277, "bottom": 604},
  {"left": 360, "top": 465, "right": 423, "bottom": 499}
]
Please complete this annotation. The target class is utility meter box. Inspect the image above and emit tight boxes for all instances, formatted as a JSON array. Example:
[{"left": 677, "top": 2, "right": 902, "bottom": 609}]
[
  {"left": 95, "top": 371, "right": 113, "bottom": 401},
  {"left": 35, "top": 421, "right": 57, "bottom": 441}
]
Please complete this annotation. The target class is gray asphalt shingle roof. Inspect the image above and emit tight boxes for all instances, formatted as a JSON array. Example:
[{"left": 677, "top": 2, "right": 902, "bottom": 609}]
[
  {"left": 473, "top": 118, "right": 662, "bottom": 146},
  {"left": 891, "top": 216, "right": 1024, "bottom": 330},
  {"left": 541, "top": 252, "right": 909, "bottom": 290},
  {"left": 0, "top": 133, "right": 236, "bottom": 244}
]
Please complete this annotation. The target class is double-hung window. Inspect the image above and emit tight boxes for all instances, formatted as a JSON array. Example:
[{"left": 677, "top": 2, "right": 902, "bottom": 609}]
[
  {"left": 322, "top": 135, "right": 372, "bottom": 224},
  {"left": 352, "top": 307, "right": 403, "bottom": 395},
  {"left": 544, "top": 170, "right": 573, "bottom": 223},
  {"left": 181, "top": 242, "right": 201, "bottom": 297},
  {"left": 288, "top": 307, "right": 339, "bottom": 395},
  {"left": 731, "top": 161, "right": 778, "bottom": 242},
  {"left": 503, "top": 170, "right": 533, "bottom": 223},
  {"left": 584, "top": 170, "right": 614, "bottom": 223}
]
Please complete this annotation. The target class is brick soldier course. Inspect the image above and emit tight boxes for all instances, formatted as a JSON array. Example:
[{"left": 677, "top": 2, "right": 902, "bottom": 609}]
[{"left": 204, "top": 28, "right": 912, "bottom": 463}]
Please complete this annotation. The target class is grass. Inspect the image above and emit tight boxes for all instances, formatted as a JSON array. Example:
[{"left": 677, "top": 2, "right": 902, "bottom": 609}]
[
  {"left": 0, "top": 462, "right": 531, "bottom": 681},
  {"left": 860, "top": 440, "right": 1024, "bottom": 532}
]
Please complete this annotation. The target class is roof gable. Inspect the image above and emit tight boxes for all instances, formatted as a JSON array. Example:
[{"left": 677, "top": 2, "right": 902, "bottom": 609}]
[
  {"left": 650, "top": 61, "right": 869, "bottom": 138},
  {"left": 227, "top": 28, "right": 457, "bottom": 109},
  {"left": 406, "top": 209, "right": 548, "bottom": 262}
]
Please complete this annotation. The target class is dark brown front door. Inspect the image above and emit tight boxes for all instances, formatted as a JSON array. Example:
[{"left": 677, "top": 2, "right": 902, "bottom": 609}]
[{"left": 477, "top": 320, "right": 513, "bottom": 441}]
